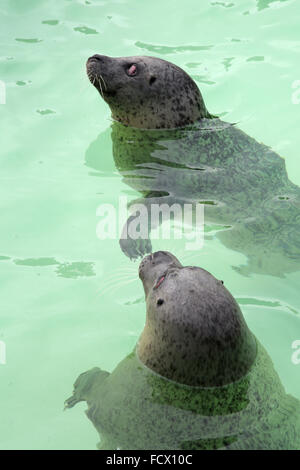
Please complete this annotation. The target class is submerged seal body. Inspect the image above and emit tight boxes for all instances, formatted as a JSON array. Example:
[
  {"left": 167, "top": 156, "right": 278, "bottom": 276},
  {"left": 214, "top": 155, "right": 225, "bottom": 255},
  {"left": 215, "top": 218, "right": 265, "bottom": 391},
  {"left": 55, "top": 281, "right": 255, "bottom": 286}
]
[
  {"left": 65, "top": 251, "right": 300, "bottom": 450},
  {"left": 86, "top": 54, "right": 300, "bottom": 277}
]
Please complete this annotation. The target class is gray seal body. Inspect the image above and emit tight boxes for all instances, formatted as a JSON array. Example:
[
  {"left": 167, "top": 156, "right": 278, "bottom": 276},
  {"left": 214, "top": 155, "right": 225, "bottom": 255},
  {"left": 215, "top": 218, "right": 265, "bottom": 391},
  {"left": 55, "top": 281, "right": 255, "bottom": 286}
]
[
  {"left": 85, "top": 54, "right": 300, "bottom": 276},
  {"left": 65, "top": 252, "right": 300, "bottom": 450}
]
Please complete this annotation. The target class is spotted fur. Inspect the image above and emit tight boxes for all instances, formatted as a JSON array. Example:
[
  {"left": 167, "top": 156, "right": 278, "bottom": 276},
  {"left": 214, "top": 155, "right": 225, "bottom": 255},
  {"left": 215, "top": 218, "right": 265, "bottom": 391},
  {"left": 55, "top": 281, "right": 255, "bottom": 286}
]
[{"left": 65, "top": 252, "right": 300, "bottom": 450}]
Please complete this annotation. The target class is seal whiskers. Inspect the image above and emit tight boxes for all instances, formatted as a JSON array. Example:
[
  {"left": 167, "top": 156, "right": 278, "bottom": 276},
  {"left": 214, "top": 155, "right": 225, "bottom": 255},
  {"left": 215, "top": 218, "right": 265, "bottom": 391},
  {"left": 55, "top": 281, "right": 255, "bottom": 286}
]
[
  {"left": 98, "top": 268, "right": 139, "bottom": 298},
  {"left": 96, "top": 75, "right": 104, "bottom": 99},
  {"left": 99, "top": 74, "right": 107, "bottom": 91},
  {"left": 98, "top": 277, "right": 139, "bottom": 298}
]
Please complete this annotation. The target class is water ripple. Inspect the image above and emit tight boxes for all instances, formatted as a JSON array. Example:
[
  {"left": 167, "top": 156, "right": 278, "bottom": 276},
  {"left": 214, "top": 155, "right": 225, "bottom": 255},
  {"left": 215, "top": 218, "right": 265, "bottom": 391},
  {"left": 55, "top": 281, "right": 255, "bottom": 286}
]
[
  {"left": 73, "top": 26, "right": 99, "bottom": 35},
  {"left": 15, "top": 38, "right": 42, "bottom": 43},
  {"left": 237, "top": 297, "right": 298, "bottom": 315},
  {"left": 211, "top": 2, "right": 235, "bottom": 7},
  {"left": 56, "top": 262, "right": 96, "bottom": 279},
  {"left": 14, "top": 257, "right": 59, "bottom": 267},
  {"left": 191, "top": 75, "right": 216, "bottom": 85},
  {"left": 246, "top": 56, "right": 264, "bottom": 62},
  {"left": 42, "top": 20, "right": 59, "bottom": 26},
  {"left": 135, "top": 41, "right": 214, "bottom": 54},
  {"left": 36, "top": 109, "right": 56, "bottom": 116},
  {"left": 256, "top": 0, "right": 290, "bottom": 11}
]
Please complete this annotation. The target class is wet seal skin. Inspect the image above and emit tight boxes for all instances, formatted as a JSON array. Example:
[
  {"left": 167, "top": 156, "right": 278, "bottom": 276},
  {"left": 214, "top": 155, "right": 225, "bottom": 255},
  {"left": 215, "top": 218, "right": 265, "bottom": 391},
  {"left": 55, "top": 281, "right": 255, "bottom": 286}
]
[
  {"left": 86, "top": 54, "right": 300, "bottom": 276},
  {"left": 86, "top": 54, "right": 212, "bottom": 129},
  {"left": 137, "top": 251, "right": 256, "bottom": 386},
  {"left": 65, "top": 251, "right": 300, "bottom": 450}
]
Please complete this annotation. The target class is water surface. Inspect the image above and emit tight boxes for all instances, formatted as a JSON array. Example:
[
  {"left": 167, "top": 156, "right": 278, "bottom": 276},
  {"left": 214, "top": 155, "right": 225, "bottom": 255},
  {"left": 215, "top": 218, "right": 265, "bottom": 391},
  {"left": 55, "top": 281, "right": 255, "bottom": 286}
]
[{"left": 0, "top": 0, "right": 299, "bottom": 449}]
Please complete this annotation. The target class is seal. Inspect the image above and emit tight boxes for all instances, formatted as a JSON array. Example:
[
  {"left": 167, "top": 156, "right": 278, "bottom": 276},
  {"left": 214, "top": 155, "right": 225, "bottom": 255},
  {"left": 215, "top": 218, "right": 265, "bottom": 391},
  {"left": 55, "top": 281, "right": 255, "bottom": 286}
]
[
  {"left": 86, "top": 54, "right": 300, "bottom": 276},
  {"left": 86, "top": 54, "right": 212, "bottom": 129},
  {"left": 137, "top": 250, "right": 256, "bottom": 386},
  {"left": 65, "top": 251, "right": 300, "bottom": 450}
]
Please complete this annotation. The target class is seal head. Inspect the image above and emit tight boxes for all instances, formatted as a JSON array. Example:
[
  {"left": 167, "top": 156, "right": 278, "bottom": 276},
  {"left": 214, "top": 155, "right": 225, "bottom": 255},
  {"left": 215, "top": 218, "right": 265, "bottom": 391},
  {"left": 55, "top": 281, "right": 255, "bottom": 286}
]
[
  {"left": 138, "top": 251, "right": 257, "bottom": 387},
  {"left": 86, "top": 54, "right": 212, "bottom": 128}
]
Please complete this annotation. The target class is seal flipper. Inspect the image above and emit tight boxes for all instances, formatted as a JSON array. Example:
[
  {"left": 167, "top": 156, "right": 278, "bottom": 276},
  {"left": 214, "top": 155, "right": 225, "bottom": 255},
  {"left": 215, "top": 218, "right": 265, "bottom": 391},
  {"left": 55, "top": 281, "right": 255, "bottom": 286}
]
[
  {"left": 119, "top": 193, "right": 177, "bottom": 260},
  {"left": 64, "top": 367, "right": 110, "bottom": 409}
]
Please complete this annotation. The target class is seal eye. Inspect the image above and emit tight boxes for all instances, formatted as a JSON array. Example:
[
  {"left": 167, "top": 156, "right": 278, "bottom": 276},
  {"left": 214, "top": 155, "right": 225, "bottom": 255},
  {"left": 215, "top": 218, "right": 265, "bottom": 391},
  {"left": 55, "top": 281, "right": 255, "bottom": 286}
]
[
  {"left": 157, "top": 299, "right": 164, "bottom": 306},
  {"left": 154, "top": 275, "right": 165, "bottom": 289},
  {"left": 127, "top": 64, "right": 137, "bottom": 77}
]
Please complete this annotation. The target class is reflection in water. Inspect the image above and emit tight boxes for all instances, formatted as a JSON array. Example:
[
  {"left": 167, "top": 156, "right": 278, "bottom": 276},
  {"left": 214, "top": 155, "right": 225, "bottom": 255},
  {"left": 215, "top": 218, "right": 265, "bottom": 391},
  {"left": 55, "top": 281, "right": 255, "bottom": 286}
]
[
  {"left": 15, "top": 38, "right": 42, "bottom": 43},
  {"left": 55, "top": 261, "right": 95, "bottom": 279},
  {"left": 11, "top": 257, "right": 96, "bottom": 279},
  {"left": 211, "top": 2, "right": 235, "bottom": 8},
  {"left": 246, "top": 56, "right": 264, "bottom": 62},
  {"left": 86, "top": 119, "right": 300, "bottom": 277},
  {"left": 236, "top": 297, "right": 299, "bottom": 314},
  {"left": 73, "top": 26, "right": 99, "bottom": 35},
  {"left": 134, "top": 41, "right": 214, "bottom": 54},
  {"left": 14, "top": 257, "right": 59, "bottom": 266},
  {"left": 256, "top": 0, "right": 290, "bottom": 12},
  {"left": 41, "top": 20, "right": 59, "bottom": 26}
]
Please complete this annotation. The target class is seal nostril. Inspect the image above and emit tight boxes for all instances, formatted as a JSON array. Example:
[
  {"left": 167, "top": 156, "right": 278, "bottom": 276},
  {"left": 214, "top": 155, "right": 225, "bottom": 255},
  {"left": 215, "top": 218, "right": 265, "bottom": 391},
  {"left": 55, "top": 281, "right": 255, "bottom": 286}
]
[
  {"left": 149, "top": 76, "right": 156, "bottom": 86},
  {"left": 157, "top": 299, "right": 164, "bottom": 306},
  {"left": 88, "top": 55, "right": 102, "bottom": 63}
]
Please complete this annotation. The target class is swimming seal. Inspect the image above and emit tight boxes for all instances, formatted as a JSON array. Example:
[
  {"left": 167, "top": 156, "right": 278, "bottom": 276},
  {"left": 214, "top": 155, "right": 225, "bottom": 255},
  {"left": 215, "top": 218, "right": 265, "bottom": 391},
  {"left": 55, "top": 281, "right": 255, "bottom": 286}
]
[
  {"left": 86, "top": 54, "right": 300, "bottom": 276},
  {"left": 65, "top": 251, "right": 300, "bottom": 450},
  {"left": 86, "top": 55, "right": 212, "bottom": 128},
  {"left": 137, "top": 250, "right": 256, "bottom": 386}
]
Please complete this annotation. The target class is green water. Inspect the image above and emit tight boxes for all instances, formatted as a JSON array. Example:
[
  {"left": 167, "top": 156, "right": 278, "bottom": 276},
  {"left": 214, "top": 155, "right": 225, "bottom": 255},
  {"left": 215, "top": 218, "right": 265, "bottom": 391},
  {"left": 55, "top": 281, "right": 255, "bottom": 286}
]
[{"left": 0, "top": 0, "right": 299, "bottom": 450}]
